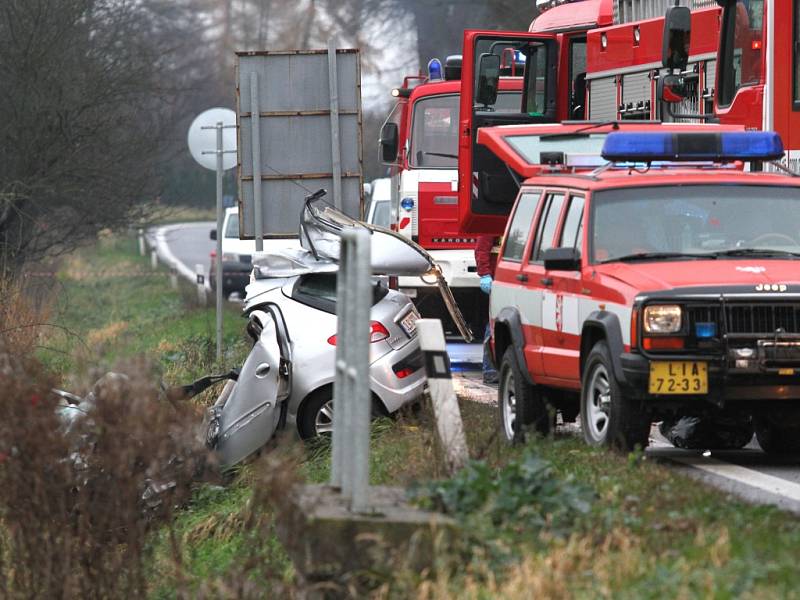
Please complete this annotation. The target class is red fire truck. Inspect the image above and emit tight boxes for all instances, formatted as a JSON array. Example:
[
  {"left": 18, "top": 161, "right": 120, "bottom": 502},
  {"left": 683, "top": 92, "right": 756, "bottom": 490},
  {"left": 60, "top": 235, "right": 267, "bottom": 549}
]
[
  {"left": 483, "top": 124, "right": 800, "bottom": 452},
  {"left": 379, "top": 56, "right": 530, "bottom": 334}
]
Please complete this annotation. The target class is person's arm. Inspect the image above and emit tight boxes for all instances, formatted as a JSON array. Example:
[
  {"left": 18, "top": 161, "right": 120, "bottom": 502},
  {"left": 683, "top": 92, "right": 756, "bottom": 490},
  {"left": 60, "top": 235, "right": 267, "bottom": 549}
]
[{"left": 475, "top": 235, "right": 494, "bottom": 277}]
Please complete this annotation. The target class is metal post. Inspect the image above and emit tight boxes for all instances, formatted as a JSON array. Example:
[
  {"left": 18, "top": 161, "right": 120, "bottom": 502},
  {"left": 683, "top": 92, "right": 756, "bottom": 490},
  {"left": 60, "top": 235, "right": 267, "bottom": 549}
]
[
  {"left": 330, "top": 228, "right": 372, "bottom": 512},
  {"left": 170, "top": 266, "right": 178, "bottom": 290},
  {"left": 250, "top": 72, "right": 264, "bottom": 251},
  {"left": 327, "top": 39, "right": 343, "bottom": 210},
  {"left": 215, "top": 122, "right": 224, "bottom": 363},
  {"left": 150, "top": 249, "right": 158, "bottom": 270},
  {"left": 417, "top": 318, "right": 469, "bottom": 474},
  {"left": 195, "top": 263, "right": 207, "bottom": 306},
  {"left": 138, "top": 228, "right": 145, "bottom": 256}
]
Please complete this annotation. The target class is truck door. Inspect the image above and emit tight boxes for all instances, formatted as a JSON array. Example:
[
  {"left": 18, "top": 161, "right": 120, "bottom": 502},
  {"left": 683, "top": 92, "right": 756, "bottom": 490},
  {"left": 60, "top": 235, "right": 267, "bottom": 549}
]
[{"left": 458, "top": 30, "right": 558, "bottom": 235}]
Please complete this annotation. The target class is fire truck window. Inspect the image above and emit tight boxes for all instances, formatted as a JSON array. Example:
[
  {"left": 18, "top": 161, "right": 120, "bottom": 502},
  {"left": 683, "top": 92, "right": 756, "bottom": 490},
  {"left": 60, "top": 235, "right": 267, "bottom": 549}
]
[
  {"left": 502, "top": 192, "right": 541, "bottom": 262},
  {"left": 525, "top": 45, "right": 549, "bottom": 116},
  {"left": 531, "top": 193, "right": 565, "bottom": 262},
  {"left": 718, "top": 0, "right": 764, "bottom": 107},
  {"left": 570, "top": 40, "right": 587, "bottom": 120},
  {"left": 558, "top": 195, "right": 585, "bottom": 250},
  {"left": 409, "top": 94, "right": 459, "bottom": 169}
]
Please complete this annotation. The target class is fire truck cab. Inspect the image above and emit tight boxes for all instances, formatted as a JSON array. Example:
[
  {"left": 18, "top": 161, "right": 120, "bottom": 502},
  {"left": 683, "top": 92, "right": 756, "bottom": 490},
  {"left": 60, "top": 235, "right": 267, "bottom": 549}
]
[
  {"left": 485, "top": 123, "right": 800, "bottom": 453},
  {"left": 380, "top": 51, "right": 549, "bottom": 334}
]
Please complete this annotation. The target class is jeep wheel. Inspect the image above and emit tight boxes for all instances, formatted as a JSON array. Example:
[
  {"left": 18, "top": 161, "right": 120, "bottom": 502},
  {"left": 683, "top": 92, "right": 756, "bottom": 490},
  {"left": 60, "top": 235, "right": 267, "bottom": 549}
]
[
  {"left": 580, "top": 341, "right": 649, "bottom": 451},
  {"left": 498, "top": 347, "right": 550, "bottom": 443},
  {"left": 754, "top": 415, "right": 800, "bottom": 455}
]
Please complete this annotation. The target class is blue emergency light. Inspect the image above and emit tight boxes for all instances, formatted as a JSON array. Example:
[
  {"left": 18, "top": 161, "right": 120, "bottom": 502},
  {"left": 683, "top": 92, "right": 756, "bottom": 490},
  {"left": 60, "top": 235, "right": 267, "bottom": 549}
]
[
  {"left": 601, "top": 131, "right": 784, "bottom": 163},
  {"left": 428, "top": 58, "right": 444, "bottom": 81}
]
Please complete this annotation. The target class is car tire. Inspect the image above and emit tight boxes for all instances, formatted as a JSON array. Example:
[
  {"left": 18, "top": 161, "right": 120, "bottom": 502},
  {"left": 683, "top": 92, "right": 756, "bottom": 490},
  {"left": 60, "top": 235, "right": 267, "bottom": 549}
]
[
  {"left": 298, "top": 388, "right": 335, "bottom": 440},
  {"left": 580, "top": 341, "right": 650, "bottom": 451},
  {"left": 754, "top": 415, "right": 800, "bottom": 455},
  {"left": 498, "top": 347, "right": 551, "bottom": 443}
]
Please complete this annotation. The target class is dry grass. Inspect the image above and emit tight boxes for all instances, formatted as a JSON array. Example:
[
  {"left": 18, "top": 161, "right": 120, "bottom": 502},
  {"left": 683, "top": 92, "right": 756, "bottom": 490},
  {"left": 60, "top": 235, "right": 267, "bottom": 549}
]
[
  {"left": 0, "top": 275, "right": 54, "bottom": 356},
  {"left": 0, "top": 349, "right": 212, "bottom": 598}
]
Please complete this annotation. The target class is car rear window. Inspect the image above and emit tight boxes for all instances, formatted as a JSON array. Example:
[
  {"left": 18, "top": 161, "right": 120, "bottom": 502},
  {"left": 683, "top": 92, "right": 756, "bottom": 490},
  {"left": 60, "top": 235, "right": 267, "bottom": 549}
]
[{"left": 291, "top": 273, "right": 389, "bottom": 313}]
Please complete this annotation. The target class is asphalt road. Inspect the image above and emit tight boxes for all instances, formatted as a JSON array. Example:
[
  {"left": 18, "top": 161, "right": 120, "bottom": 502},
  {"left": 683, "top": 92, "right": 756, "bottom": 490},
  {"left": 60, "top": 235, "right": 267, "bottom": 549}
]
[
  {"left": 153, "top": 222, "right": 800, "bottom": 515},
  {"left": 151, "top": 221, "right": 215, "bottom": 281}
]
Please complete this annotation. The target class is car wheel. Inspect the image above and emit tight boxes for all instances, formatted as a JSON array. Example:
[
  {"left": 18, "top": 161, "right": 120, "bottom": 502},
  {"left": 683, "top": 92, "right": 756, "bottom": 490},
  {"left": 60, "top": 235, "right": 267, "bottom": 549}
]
[
  {"left": 498, "top": 347, "right": 550, "bottom": 443},
  {"left": 580, "top": 341, "right": 649, "bottom": 451},
  {"left": 298, "top": 388, "right": 334, "bottom": 439},
  {"left": 754, "top": 415, "right": 800, "bottom": 455}
]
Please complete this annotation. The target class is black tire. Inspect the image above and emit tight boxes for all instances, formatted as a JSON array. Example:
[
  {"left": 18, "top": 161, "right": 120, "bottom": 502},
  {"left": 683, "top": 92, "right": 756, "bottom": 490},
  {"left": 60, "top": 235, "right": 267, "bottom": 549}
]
[
  {"left": 498, "top": 347, "right": 551, "bottom": 443},
  {"left": 754, "top": 415, "right": 800, "bottom": 455},
  {"left": 298, "top": 388, "right": 334, "bottom": 440},
  {"left": 580, "top": 341, "right": 650, "bottom": 451}
]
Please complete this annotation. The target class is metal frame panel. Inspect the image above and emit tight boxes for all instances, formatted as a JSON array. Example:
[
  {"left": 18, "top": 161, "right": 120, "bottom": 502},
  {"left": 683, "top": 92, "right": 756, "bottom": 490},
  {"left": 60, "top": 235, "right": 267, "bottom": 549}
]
[
  {"left": 236, "top": 49, "right": 363, "bottom": 238},
  {"left": 588, "top": 76, "right": 618, "bottom": 120}
]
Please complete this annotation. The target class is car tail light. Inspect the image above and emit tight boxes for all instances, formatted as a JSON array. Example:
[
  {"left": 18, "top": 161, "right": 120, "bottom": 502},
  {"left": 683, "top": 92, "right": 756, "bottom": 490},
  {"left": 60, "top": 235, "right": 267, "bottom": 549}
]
[
  {"left": 210, "top": 250, "right": 217, "bottom": 259},
  {"left": 394, "top": 367, "right": 415, "bottom": 379},
  {"left": 327, "top": 321, "right": 390, "bottom": 346},
  {"left": 388, "top": 276, "right": 398, "bottom": 290},
  {"left": 369, "top": 321, "right": 390, "bottom": 342}
]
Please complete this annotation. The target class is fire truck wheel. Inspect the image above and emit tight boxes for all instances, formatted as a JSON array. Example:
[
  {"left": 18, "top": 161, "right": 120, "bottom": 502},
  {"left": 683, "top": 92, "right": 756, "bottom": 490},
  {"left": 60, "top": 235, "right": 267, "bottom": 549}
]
[
  {"left": 754, "top": 415, "right": 800, "bottom": 455},
  {"left": 498, "top": 347, "right": 550, "bottom": 443},
  {"left": 580, "top": 341, "right": 650, "bottom": 451}
]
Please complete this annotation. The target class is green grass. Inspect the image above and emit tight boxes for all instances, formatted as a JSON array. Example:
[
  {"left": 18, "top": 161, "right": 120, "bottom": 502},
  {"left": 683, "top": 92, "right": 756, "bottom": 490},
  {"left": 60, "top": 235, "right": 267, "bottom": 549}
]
[{"left": 41, "top": 234, "right": 800, "bottom": 598}]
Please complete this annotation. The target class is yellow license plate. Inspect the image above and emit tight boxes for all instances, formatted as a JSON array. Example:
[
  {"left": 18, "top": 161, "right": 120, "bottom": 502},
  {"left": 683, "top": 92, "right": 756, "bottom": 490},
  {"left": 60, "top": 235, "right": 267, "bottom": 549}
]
[{"left": 648, "top": 361, "right": 708, "bottom": 395}]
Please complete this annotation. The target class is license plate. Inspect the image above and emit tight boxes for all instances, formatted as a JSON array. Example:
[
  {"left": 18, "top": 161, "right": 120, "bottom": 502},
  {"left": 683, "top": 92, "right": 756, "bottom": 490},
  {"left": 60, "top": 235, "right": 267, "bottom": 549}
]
[
  {"left": 649, "top": 361, "right": 708, "bottom": 395},
  {"left": 400, "top": 310, "right": 419, "bottom": 336}
]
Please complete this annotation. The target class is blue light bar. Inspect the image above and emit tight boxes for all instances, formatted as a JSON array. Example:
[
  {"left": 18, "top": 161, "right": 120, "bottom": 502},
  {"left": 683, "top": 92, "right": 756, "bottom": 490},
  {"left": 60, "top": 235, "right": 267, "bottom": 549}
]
[
  {"left": 601, "top": 131, "right": 784, "bottom": 162},
  {"left": 427, "top": 58, "right": 443, "bottom": 81},
  {"left": 695, "top": 322, "right": 716, "bottom": 339}
]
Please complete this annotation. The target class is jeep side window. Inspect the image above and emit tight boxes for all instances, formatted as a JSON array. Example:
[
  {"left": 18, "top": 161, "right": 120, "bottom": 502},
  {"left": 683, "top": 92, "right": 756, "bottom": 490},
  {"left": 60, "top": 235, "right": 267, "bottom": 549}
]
[
  {"left": 558, "top": 195, "right": 585, "bottom": 250},
  {"left": 502, "top": 190, "right": 541, "bottom": 262},
  {"left": 531, "top": 193, "right": 565, "bottom": 262}
]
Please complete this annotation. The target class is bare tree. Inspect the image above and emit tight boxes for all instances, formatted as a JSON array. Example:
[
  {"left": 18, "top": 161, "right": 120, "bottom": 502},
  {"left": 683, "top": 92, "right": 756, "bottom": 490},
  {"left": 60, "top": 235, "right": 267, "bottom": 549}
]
[{"left": 0, "top": 0, "right": 210, "bottom": 271}]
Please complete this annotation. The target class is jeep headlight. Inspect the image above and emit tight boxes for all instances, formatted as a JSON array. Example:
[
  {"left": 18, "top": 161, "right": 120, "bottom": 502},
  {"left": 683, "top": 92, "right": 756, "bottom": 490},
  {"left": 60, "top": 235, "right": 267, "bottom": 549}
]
[{"left": 643, "top": 305, "right": 682, "bottom": 333}]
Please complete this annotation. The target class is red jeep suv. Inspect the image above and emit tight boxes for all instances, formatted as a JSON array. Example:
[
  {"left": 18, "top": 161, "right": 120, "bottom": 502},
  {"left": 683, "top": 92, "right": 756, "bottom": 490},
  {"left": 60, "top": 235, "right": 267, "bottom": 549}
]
[{"left": 487, "top": 126, "right": 800, "bottom": 452}]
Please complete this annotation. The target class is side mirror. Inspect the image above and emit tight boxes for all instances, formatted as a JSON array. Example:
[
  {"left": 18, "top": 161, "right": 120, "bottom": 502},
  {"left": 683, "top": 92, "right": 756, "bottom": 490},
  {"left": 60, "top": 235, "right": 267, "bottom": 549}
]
[
  {"left": 658, "top": 73, "right": 688, "bottom": 103},
  {"left": 475, "top": 53, "right": 501, "bottom": 108},
  {"left": 379, "top": 122, "right": 399, "bottom": 163},
  {"left": 210, "top": 229, "right": 217, "bottom": 241},
  {"left": 363, "top": 182, "right": 372, "bottom": 199},
  {"left": 543, "top": 247, "right": 581, "bottom": 272},
  {"left": 662, "top": 6, "right": 691, "bottom": 71}
]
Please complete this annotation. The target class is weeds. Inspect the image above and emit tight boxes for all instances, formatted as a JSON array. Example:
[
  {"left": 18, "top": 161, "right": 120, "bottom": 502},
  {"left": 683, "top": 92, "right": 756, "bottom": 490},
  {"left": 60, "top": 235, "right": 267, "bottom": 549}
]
[{"left": 0, "top": 349, "right": 211, "bottom": 598}]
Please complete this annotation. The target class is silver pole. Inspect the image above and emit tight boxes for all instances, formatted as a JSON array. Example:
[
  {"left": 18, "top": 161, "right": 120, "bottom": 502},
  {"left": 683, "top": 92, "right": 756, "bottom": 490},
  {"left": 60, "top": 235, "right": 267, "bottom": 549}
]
[
  {"left": 348, "top": 228, "right": 371, "bottom": 513},
  {"left": 327, "top": 38, "right": 343, "bottom": 211},
  {"left": 215, "top": 121, "right": 224, "bottom": 363},
  {"left": 250, "top": 72, "right": 264, "bottom": 251}
]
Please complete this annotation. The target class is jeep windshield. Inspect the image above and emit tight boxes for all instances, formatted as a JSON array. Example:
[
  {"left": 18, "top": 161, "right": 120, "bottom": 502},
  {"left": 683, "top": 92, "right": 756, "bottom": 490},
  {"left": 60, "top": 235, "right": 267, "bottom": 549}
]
[{"left": 591, "top": 185, "right": 800, "bottom": 264}]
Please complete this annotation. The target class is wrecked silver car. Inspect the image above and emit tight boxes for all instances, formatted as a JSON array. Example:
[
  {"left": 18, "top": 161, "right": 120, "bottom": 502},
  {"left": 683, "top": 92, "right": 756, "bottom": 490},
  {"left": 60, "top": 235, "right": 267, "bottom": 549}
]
[{"left": 202, "top": 191, "right": 472, "bottom": 469}]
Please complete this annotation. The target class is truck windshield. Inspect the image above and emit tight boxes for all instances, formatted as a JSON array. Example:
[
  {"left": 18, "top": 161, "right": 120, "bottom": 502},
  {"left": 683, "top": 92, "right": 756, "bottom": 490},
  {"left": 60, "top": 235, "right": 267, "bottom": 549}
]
[
  {"left": 591, "top": 185, "right": 800, "bottom": 263},
  {"left": 409, "top": 92, "right": 521, "bottom": 168},
  {"left": 718, "top": 0, "right": 764, "bottom": 106}
]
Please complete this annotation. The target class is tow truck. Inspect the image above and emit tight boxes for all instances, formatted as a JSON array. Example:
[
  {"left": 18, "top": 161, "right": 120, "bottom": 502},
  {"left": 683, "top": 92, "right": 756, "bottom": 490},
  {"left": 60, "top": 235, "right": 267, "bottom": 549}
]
[{"left": 482, "top": 123, "right": 800, "bottom": 453}]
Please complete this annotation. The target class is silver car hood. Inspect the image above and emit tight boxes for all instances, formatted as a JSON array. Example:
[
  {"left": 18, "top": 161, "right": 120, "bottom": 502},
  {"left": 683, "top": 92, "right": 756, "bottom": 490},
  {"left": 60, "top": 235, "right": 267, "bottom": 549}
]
[
  {"left": 300, "top": 198, "right": 432, "bottom": 276},
  {"left": 299, "top": 194, "right": 473, "bottom": 341}
]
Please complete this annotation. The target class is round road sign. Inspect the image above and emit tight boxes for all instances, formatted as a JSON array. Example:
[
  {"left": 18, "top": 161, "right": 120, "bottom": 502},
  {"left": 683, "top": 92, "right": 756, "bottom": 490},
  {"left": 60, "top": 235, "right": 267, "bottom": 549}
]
[{"left": 187, "top": 107, "right": 237, "bottom": 171}]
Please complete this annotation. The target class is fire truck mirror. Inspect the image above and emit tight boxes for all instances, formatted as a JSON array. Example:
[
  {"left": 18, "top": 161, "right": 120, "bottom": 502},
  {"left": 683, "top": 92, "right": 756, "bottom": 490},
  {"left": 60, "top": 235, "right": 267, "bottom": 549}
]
[
  {"left": 379, "top": 122, "right": 399, "bottom": 163},
  {"left": 658, "top": 74, "right": 688, "bottom": 104},
  {"left": 662, "top": 5, "right": 691, "bottom": 72},
  {"left": 543, "top": 247, "right": 581, "bottom": 272},
  {"left": 475, "top": 53, "right": 500, "bottom": 109}
]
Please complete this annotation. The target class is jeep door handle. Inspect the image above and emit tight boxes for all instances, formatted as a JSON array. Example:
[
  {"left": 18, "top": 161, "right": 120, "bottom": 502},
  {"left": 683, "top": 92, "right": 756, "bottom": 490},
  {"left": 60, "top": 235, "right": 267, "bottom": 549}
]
[
  {"left": 516, "top": 273, "right": 528, "bottom": 282},
  {"left": 540, "top": 277, "right": 553, "bottom": 287}
]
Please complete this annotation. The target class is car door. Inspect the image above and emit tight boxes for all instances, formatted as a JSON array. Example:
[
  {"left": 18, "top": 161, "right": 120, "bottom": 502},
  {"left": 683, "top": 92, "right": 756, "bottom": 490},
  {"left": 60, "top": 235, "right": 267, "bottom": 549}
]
[
  {"left": 524, "top": 190, "right": 568, "bottom": 381},
  {"left": 542, "top": 192, "right": 585, "bottom": 383},
  {"left": 213, "top": 305, "right": 292, "bottom": 469}
]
